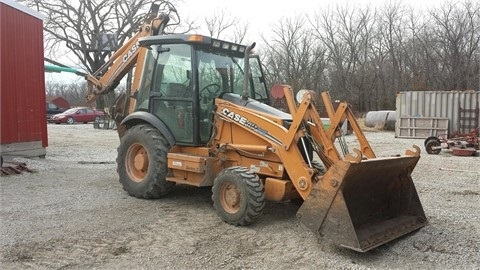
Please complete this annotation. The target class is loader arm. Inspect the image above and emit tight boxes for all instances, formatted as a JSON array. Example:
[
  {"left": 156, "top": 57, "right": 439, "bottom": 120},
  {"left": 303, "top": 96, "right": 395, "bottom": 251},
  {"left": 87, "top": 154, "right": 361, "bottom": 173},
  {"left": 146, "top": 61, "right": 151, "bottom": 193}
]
[{"left": 320, "top": 91, "right": 375, "bottom": 158}]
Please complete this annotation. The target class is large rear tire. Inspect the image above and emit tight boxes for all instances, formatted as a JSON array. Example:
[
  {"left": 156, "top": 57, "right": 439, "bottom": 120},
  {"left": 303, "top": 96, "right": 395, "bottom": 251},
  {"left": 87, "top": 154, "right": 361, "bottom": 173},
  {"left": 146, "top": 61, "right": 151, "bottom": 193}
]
[
  {"left": 212, "top": 166, "right": 265, "bottom": 226},
  {"left": 117, "top": 124, "right": 174, "bottom": 199}
]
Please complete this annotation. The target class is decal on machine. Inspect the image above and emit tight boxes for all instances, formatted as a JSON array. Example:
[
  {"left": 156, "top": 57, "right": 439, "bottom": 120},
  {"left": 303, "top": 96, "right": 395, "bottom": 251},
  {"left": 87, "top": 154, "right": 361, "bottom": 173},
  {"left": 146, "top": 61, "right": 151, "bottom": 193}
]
[
  {"left": 221, "top": 108, "right": 282, "bottom": 145},
  {"left": 122, "top": 43, "right": 138, "bottom": 63},
  {"left": 172, "top": 161, "right": 182, "bottom": 167}
]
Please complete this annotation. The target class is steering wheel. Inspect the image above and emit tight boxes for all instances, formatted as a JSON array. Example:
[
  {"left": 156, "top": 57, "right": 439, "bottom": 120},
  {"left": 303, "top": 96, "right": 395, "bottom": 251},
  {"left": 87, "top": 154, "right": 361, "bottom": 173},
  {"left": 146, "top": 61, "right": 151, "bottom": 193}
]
[
  {"left": 200, "top": 83, "right": 221, "bottom": 96},
  {"left": 254, "top": 91, "right": 265, "bottom": 100}
]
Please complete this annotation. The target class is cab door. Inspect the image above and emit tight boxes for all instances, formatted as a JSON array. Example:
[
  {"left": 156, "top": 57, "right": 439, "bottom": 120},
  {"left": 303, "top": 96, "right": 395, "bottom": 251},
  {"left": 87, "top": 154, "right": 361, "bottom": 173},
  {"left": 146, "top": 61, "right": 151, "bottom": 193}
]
[{"left": 141, "top": 44, "right": 195, "bottom": 145}]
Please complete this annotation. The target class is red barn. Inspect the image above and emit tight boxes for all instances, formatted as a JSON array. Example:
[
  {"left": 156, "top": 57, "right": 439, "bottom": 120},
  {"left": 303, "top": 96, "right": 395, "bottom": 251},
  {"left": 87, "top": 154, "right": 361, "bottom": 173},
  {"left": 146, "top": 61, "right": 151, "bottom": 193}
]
[{"left": 0, "top": 0, "right": 47, "bottom": 158}]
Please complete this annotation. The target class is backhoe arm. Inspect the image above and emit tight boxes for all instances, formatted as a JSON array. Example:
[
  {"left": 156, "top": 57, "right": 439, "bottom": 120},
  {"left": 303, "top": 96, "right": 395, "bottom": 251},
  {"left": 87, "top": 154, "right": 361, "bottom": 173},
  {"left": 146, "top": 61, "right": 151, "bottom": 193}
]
[{"left": 85, "top": 3, "right": 170, "bottom": 103}]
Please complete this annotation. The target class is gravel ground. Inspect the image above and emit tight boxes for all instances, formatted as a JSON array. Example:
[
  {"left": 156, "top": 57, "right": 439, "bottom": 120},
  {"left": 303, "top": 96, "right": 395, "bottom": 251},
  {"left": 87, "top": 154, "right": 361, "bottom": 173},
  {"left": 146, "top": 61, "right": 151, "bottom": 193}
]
[{"left": 1, "top": 123, "right": 479, "bottom": 270}]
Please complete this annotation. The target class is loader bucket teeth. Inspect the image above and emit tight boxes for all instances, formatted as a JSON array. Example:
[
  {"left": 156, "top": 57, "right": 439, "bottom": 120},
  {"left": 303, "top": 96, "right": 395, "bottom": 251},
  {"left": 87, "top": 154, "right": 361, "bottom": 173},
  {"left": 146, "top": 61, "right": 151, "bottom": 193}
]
[{"left": 297, "top": 155, "right": 427, "bottom": 252}]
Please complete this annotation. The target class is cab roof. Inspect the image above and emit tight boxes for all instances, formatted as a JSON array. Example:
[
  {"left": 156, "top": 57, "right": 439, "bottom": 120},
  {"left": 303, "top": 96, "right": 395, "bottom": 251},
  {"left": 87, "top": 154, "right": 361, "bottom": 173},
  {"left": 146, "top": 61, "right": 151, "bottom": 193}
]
[{"left": 139, "top": 34, "right": 248, "bottom": 55}]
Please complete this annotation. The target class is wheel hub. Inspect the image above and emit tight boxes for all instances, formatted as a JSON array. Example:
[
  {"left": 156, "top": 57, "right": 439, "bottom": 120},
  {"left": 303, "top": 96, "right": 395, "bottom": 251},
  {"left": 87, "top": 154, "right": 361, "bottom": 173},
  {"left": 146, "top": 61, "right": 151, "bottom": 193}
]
[
  {"left": 221, "top": 183, "right": 240, "bottom": 213},
  {"left": 133, "top": 150, "right": 148, "bottom": 171},
  {"left": 126, "top": 143, "right": 149, "bottom": 182}
]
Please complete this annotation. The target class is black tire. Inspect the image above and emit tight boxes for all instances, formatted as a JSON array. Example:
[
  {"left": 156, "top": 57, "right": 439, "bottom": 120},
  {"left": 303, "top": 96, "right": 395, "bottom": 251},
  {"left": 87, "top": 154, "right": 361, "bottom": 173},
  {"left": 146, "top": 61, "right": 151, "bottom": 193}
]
[
  {"left": 425, "top": 139, "right": 442, "bottom": 155},
  {"left": 212, "top": 166, "right": 265, "bottom": 226},
  {"left": 117, "top": 124, "right": 174, "bottom": 199}
]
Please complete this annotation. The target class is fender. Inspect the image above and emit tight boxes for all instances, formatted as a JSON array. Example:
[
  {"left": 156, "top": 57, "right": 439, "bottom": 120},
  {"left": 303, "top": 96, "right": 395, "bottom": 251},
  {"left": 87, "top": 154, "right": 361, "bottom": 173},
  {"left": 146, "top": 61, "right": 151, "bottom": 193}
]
[{"left": 121, "top": 111, "right": 176, "bottom": 147}]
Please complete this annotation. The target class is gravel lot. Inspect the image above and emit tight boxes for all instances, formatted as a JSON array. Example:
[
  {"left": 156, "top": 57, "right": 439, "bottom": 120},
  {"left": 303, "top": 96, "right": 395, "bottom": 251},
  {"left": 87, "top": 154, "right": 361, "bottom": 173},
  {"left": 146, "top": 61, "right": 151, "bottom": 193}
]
[{"left": 1, "top": 123, "right": 479, "bottom": 270}]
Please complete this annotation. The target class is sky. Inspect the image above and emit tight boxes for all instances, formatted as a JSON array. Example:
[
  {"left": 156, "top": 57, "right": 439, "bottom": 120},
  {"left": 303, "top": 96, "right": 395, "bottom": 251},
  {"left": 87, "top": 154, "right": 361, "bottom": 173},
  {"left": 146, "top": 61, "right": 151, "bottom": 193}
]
[
  {"left": 176, "top": 0, "right": 439, "bottom": 39},
  {"left": 45, "top": 0, "right": 441, "bottom": 83}
]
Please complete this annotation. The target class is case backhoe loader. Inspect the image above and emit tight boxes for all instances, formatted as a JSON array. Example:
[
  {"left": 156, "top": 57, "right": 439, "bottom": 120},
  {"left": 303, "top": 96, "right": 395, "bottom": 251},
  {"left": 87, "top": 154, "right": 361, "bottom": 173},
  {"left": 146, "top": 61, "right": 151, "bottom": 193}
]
[{"left": 85, "top": 1, "right": 427, "bottom": 252}]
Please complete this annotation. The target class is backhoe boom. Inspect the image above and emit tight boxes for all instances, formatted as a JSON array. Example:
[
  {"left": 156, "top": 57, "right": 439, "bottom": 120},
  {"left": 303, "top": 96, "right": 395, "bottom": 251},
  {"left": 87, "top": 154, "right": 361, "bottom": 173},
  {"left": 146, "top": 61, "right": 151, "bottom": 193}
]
[{"left": 85, "top": 3, "right": 171, "bottom": 103}]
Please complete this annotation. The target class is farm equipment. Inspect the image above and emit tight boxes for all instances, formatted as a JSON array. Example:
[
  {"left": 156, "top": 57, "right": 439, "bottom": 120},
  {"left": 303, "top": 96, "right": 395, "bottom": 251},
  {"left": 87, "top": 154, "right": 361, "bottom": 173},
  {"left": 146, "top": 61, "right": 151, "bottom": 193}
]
[
  {"left": 0, "top": 156, "right": 34, "bottom": 176},
  {"left": 85, "top": 1, "right": 427, "bottom": 252},
  {"left": 424, "top": 127, "right": 479, "bottom": 156}
]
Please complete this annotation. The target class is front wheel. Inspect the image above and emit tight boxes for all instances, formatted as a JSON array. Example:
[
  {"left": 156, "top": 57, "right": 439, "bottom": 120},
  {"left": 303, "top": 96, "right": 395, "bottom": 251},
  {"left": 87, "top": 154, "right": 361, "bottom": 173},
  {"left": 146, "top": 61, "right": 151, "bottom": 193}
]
[
  {"left": 66, "top": 117, "right": 74, "bottom": 124},
  {"left": 117, "top": 124, "right": 174, "bottom": 199},
  {"left": 212, "top": 166, "right": 265, "bottom": 226}
]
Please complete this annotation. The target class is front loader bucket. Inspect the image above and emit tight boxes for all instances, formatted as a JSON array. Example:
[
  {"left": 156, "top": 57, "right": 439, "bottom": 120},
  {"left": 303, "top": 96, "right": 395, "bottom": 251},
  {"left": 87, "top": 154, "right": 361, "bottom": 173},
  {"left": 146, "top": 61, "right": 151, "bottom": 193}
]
[{"left": 297, "top": 155, "right": 427, "bottom": 252}]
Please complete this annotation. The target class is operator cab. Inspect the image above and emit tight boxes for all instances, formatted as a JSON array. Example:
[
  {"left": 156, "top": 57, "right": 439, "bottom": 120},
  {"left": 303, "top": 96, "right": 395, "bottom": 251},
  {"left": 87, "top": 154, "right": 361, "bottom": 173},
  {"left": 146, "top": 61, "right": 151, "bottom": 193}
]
[{"left": 134, "top": 34, "right": 270, "bottom": 146}]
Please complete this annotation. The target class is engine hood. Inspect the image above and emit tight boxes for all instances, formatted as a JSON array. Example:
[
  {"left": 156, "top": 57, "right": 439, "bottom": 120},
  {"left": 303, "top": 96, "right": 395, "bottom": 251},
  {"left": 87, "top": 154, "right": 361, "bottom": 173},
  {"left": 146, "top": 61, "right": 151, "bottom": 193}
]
[{"left": 220, "top": 93, "right": 292, "bottom": 121}]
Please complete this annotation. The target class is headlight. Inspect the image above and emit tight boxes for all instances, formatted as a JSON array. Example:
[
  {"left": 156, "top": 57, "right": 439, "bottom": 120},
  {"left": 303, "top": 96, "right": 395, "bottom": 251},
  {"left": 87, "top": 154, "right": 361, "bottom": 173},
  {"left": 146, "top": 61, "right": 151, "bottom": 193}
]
[
  {"left": 296, "top": 90, "right": 310, "bottom": 103},
  {"left": 295, "top": 90, "right": 317, "bottom": 103}
]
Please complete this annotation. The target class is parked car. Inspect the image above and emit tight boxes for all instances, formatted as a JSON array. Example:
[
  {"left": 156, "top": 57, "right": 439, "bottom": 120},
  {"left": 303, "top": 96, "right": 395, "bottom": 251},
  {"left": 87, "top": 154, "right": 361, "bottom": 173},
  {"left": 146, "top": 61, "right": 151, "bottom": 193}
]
[
  {"left": 46, "top": 101, "right": 67, "bottom": 121},
  {"left": 50, "top": 107, "right": 104, "bottom": 124}
]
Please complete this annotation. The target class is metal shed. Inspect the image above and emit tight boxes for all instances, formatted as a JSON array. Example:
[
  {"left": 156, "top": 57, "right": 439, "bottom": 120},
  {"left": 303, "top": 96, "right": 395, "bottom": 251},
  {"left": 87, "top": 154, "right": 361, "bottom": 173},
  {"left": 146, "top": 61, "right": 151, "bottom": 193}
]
[
  {"left": 0, "top": 0, "right": 47, "bottom": 158},
  {"left": 396, "top": 91, "right": 480, "bottom": 138}
]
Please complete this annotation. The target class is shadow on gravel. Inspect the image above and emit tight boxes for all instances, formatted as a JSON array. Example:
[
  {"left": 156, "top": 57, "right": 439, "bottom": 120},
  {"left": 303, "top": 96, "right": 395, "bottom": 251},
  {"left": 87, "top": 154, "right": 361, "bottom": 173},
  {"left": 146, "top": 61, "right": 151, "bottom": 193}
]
[
  {"left": 161, "top": 185, "right": 213, "bottom": 204},
  {"left": 260, "top": 201, "right": 301, "bottom": 224}
]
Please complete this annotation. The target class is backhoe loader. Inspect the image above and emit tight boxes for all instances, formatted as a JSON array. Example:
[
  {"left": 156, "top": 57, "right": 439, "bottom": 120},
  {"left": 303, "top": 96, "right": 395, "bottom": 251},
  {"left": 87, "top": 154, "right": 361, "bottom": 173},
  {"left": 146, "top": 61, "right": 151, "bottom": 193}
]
[{"left": 85, "top": 1, "right": 427, "bottom": 252}]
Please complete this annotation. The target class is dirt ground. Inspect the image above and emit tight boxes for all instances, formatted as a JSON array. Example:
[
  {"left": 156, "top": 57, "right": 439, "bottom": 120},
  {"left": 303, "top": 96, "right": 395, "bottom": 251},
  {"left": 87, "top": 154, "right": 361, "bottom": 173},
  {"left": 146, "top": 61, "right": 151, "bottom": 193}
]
[{"left": 1, "top": 124, "right": 479, "bottom": 270}]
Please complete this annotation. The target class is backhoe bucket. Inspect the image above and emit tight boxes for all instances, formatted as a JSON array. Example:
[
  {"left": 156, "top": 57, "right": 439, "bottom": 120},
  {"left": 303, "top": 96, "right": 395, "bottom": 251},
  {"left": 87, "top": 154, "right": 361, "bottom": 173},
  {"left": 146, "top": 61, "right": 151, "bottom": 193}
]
[{"left": 297, "top": 155, "right": 427, "bottom": 252}]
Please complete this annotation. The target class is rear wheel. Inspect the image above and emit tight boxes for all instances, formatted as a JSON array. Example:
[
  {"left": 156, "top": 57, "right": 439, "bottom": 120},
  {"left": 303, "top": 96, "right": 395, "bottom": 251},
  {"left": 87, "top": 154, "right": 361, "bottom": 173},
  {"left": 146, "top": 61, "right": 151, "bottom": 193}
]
[
  {"left": 117, "top": 124, "right": 174, "bottom": 199},
  {"left": 425, "top": 139, "right": 442, "bottom": 155},
  {"left": 212, "top": 166, "right": 265, "bottom": 226}
]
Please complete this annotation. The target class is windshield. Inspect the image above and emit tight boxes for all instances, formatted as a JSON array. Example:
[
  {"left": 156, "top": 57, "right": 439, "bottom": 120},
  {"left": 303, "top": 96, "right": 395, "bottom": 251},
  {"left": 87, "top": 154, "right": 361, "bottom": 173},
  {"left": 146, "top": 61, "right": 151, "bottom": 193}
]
[
  {"left": 196, "top": 49, "right": 243, "bottom": 96},
  {"left": 63, "top": 108, "right": 79, "bottom": 114},
  {"left": 196, "top": 48, "right": 268, "bottom": 101}
]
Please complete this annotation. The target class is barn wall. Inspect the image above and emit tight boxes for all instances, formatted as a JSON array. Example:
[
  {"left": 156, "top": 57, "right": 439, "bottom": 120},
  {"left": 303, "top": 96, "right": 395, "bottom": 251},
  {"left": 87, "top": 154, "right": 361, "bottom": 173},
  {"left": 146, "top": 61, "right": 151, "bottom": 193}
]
[{"left": 1, "top": 0, "right": 47, "bottom": 157}]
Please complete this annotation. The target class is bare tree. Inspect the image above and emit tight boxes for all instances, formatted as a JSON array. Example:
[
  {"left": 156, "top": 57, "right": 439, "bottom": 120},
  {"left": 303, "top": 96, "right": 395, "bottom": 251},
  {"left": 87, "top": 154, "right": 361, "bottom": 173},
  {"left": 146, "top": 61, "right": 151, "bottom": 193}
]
[
  {"left": 262, "top": 17, "right": 328, "bottom": 94},
  {"left": 425, "top": 1, "right": 480, "bottom": 90},
  {"left": 373, "top": 2, "right": 413, "bottom": 109},
  {"left": 203, "top": 9, "right": 249, "bottom": 43},
  {"left": 46, "top": 81, "right": 126, "bottom": 108},
  {"left": 21, "top": 0, "right": 185, "bottom": 109},
  {"left": 23, "top": 0, "right": 156, "bottom": 72},
  {"left": 310, "top": 4, "right": 377, "bottom": 111},
  {"left": 46, "top": 82, "right": 88, "bottom": 107}
]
